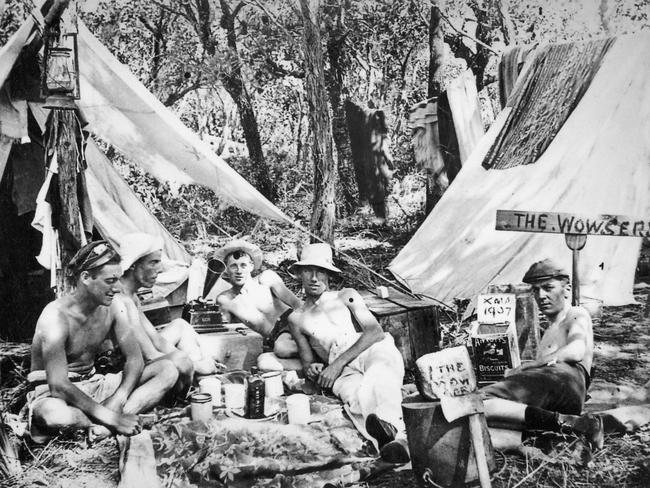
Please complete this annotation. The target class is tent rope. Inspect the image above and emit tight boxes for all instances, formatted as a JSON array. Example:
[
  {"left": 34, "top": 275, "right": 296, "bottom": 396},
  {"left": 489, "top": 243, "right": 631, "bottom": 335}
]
[{"left": 175, "top": 193, "right": 453, "bottom": 307}]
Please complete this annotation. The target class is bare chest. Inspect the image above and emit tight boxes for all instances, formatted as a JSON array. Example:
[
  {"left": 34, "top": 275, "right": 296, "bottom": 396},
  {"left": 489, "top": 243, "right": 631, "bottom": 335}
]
[
  {"left": 66, "top": 310, "right": 113, "bottom": 361},
  {"left": 538, "top": 323, "right": 568, "bottom": 357}
]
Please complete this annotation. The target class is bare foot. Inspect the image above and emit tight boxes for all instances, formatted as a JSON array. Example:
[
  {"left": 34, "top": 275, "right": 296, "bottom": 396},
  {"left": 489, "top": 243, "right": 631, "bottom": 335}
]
[{"left": 88, "top": 424, "right": 113, "bottom": 444}]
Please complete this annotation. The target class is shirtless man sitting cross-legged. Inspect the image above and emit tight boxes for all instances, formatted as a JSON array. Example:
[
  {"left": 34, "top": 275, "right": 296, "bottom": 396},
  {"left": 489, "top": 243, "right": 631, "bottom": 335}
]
[
  {"left": 288, "top": 243, "right": 410, "bottom": 464},
  {"left": 481, "top": 258, "right": 604, "bottom": 450},
  {"left": 26, "top": 241, "right": 178, "bottom": 443},
  {"left": 215, "top": 240, "right": 303, "bottom": 371},
  {"left": 119, "top": 233, "right": 220, "bottom": 395}
]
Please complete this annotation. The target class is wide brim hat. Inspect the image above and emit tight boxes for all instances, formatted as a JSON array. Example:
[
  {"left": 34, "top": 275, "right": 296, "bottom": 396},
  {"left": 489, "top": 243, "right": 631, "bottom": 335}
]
[
  {"left": 212, "top": 239, "right": 263, "bottom": 272},
  {"left": 522, "top": 258, "right": 570, "bottom": 284},
  {"left": 288, "top": 243, "right": 342, "bottom": 277},
  {"left": 119, "top": 233, "right": 165, "bottom": 272}
]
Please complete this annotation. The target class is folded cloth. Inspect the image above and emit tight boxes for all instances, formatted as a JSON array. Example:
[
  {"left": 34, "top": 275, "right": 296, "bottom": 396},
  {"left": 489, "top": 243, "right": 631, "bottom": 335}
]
[{"left": 22, "top": 369, "right": 123, "bottom": 438}]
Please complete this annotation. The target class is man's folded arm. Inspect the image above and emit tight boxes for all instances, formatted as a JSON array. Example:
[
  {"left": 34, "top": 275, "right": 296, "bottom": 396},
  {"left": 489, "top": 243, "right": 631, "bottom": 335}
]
[
  {"left": 39, "top": 311, "right": 122, "bottom": 427},
  {"left": 104, "top": 297, "right": 144, "bottom": 409}
]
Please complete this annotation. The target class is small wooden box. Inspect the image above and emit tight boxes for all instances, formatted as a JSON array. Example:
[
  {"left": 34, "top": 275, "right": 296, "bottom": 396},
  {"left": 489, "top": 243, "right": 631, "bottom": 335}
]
[
  {"left": 360, "top": 287, "right": 440, "bottom": 370},
  {"left": 198, "top": 324, "right": 263, "bottom": 371}
]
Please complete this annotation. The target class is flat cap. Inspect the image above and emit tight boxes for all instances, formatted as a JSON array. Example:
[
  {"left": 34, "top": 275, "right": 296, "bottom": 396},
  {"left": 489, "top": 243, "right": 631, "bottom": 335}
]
[{"left": 522, "top": 258, "right": 570, "bottom": 284}]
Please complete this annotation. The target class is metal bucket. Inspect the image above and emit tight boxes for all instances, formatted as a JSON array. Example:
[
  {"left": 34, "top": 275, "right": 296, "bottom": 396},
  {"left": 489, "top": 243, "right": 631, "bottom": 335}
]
[{"left": 402, "top": 394, "right": 496, "bottom": 487}]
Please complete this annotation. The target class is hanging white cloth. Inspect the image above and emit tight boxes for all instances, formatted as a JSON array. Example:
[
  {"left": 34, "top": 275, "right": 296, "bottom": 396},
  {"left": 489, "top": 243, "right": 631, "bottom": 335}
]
[{"left": 31, "top": 156, "right": 60, "bottom": 287}]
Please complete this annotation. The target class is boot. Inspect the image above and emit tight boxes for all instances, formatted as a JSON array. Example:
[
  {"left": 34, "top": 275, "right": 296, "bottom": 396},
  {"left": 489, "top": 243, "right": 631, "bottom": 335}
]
[{"left": 559, "top": 412, "right": 604, "bottom": 450}]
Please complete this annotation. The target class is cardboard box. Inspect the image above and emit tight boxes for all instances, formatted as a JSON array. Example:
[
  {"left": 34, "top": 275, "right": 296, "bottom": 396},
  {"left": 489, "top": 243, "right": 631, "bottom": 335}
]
[{"left": 470, "top": 321, "right": 520, "bottom": 386}]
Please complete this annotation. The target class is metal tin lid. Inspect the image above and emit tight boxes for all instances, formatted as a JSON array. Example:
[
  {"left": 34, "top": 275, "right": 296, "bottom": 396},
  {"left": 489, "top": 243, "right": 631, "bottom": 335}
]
[{"left": 190, "top": 392, "right": 212, "bottom": 404}]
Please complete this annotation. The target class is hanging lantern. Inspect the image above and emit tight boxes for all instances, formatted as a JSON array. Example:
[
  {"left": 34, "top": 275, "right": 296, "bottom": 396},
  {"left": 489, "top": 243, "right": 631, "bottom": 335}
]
[
  {"left": 41, "top": 2, "right": 80, "bottom": 109},
  {"left": 45, "top": 46, "right": 76, "bottom": 94}
]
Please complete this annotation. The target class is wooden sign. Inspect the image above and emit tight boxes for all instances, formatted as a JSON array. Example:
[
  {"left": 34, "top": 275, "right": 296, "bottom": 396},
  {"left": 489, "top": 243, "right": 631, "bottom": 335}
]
[
  {"left": 496, "top": 210, "right": 650, "bottom": 237},
  {"left": 476, "top": 293, "right": 516, "bottom": 324}
]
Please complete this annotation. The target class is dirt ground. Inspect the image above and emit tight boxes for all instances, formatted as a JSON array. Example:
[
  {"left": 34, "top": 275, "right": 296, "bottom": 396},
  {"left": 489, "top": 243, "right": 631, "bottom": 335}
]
[
  {"left": 3, "top": 231, "right": 650, "bottom": 487},
  {"left": 367, "top": 288, "right": 650, "bottom": 488}
]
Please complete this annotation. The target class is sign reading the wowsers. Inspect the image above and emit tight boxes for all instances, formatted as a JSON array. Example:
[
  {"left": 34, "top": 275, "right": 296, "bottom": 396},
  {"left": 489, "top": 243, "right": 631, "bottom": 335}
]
[{"left": 496, "top": 210, "right": 650, "bottom": 237}]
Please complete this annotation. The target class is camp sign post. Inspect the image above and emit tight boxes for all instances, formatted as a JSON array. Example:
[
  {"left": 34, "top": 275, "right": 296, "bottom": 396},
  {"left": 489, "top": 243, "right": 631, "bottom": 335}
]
[{"left": 496, "top": 210, "right": 650, "bottom": 305}]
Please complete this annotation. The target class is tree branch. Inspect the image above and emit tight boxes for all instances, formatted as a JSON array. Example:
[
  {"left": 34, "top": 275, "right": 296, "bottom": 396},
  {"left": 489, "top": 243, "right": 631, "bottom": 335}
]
[
  {"left": 248, "top": 0, "right": 300, "bottom": 48},
  {"left": 265, "top": 56, "right": 304, "bottom": 78},
  {"left": 163, "top": 80, "right": 202, "bottom": 106},
  {"left": 151, "top": 0, "right": 192, "bottom": 22},
  {"left": 431, "top": 2, "right": 499, "bottom": 55},
  {"left": 231, "top": 0, "right": 244, "bottom": 19}
]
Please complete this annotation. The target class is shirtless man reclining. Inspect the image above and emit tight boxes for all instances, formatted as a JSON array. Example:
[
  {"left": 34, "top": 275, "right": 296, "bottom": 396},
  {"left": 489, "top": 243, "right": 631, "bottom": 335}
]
[
  {"left": 481, "top": 258, "right": 604, "bottom": 450},
  {"left": 287, "top": 243, "right": 410, "bottom": 463},
  {"left": 119, "top": 233, "right": 220, "bottom": 394},
  {"left": 215, "top": 240, "right": 303, "bottom": 371},
  {"left": 26, "top": 241, "right": 178, "bottom": 442}
]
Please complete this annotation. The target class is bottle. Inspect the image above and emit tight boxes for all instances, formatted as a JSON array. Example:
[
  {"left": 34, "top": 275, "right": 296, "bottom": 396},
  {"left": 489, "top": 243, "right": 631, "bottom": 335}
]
[{"left": 246, "top": 367, "right": 265, "bottom": 419}]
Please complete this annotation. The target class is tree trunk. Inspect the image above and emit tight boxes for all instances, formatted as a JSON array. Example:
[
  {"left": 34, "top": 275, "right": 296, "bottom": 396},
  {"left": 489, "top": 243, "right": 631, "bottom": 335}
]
[
  {"left": 425, "top": 3, "right": 448, "bottom": 214},
  {"left": 427, "top": 3, "right": 445, "bottom": 98},
  {"left": 218, "top": 0, "right": 276, "bottom": 201},
  {"left": 325, "top": 6, "right": 357, "bottom": 216},
  {"left": 299, "top": 0, "right": 337, "bottom": 244},
  {"left": 493, "top": 0, "right": 515, "bottom": 45}
]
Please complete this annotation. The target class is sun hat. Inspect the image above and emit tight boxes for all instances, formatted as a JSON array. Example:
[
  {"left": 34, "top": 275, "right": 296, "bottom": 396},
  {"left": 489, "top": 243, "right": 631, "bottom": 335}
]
[
  {"left": 288, "top": 243, "right": 342, "bottom": 276},
  {"left": 119, "top": 233, "right": 164, "bottom": 272},
  {"left": 212, "top": 239, "right": 263, "bottom": 272},
  {"left": 522, "top": 258, "right": 570, "bottom": 284}
]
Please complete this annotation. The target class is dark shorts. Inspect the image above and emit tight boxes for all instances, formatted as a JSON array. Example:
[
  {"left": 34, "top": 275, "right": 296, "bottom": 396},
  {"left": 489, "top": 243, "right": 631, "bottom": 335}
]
[
  {"left": 480, "top": 362, "right": 590, "bottom": 415},
  {"left": 264, "top": 309, "right": 293, "bottom": 351}
]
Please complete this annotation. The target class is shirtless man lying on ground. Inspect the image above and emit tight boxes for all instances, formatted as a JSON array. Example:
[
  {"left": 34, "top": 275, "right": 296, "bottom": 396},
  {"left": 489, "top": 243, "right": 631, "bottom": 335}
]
[
  {"left": 26, "top": 241, "right": 178, "bottom": 442},
  {"left": 119, "top": 233, "right": 220, "bottom": 394},
  {"left": 481, "top": 258, "right": 604, "bottom": 450},
  {"left": 287, "top": 243, "right": 410, "bottom": 464},
  {"left": 215, "top": 239, "right": 303, "bottom": 371}
]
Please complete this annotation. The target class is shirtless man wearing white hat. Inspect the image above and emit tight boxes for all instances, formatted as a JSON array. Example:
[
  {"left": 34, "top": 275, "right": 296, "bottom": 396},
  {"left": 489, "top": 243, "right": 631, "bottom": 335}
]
[
  {"left": 288, "top": 243, "right": 410, "bottom": 463},
  {"left": 119, "top": 233, "right": 218, "bottom": 393},
  {"left": 215, "top": 240, "right": 303, "bottom": 371}
]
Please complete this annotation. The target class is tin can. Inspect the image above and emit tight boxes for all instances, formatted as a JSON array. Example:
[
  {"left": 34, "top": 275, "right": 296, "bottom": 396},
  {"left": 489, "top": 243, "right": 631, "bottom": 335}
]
[{"left": 190, "top": 392, "right": 213, "bottom": 422}]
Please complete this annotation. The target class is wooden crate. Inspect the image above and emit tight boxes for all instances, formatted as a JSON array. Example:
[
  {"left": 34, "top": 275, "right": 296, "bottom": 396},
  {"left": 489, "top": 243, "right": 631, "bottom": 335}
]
[
  {"left": 359, "top": 287, "right": 440, "bottom": 370},
  {"left": 198, "top": 324, "right": 263, "bottom": 371}
]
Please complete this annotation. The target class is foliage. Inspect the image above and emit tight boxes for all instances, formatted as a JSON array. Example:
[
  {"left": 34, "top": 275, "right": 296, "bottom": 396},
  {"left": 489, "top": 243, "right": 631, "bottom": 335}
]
[{"left": 0, "top": 0, "right": 648, "bottom": 240}]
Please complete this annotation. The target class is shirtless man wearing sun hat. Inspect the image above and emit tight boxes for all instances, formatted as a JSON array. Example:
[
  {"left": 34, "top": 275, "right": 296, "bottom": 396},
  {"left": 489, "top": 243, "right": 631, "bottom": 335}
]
[{"left": 215, "top": 239, "right": 303, "bottom": 371}]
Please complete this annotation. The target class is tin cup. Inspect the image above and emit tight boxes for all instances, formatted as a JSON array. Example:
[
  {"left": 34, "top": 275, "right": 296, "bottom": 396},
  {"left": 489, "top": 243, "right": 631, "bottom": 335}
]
[
  {"left": 223, "top": 383, "right": 246, "bottom": 411},
  {"left": 190, "top": 392, "right": 212, "bottom": 422},
  {"left": 262, "top": 371, "right": 284, "bottom": 398},
  {"left": 286, "top": 393, "right": 310, "bottom": 424},
  {"left": 199, "top": 377, "right": 222, "bottom": 407}
]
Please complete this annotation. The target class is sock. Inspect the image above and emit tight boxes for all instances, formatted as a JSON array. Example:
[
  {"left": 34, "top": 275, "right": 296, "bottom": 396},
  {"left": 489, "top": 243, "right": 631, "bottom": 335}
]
[{"left": 524, "top": 406, "right": 559, "bottom": 431}]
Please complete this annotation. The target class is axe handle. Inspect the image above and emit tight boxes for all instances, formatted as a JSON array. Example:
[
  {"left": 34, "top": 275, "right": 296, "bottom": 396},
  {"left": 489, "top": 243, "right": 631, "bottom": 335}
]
[{"left": 469, "top": 414, "right": 492, "bottom": 488}]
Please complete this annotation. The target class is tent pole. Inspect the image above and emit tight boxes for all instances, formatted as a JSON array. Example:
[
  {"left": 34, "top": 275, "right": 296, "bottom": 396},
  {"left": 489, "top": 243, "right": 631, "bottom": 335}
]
[{"left": 48, "top": 110, "right": 85, "bottom": 296}]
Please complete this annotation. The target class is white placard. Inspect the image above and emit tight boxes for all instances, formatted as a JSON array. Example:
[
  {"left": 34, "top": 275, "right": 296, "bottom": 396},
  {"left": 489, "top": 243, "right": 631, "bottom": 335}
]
[{"left": 477, "top": 293, "right": 516, "bottom": 324}]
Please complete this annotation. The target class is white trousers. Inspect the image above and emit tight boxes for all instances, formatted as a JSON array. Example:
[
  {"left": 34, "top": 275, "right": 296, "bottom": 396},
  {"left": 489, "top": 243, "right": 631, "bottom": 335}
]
[{"left": 331, "top": 334, "right": 405, "bottom": 436}]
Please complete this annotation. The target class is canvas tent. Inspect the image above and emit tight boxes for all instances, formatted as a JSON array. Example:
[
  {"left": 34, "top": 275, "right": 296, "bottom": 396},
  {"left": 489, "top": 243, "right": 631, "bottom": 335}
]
[
  {"left": 390, "top": 34, "right": 650, "bottom": 307},
  {"left": 0, "top": 13, "right": 290, "bottom": 339}
]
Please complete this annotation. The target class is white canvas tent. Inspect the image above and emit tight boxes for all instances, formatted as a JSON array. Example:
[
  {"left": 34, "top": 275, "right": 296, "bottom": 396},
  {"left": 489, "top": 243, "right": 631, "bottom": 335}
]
[
  {"left": 0, "top": 14, "right": 291, "bottom": 232},
  {"left": 0, "top": 13, "right": 291, "bottom": 337},
  {"left": 390, "top": 35, "right": 650, "bottom": 307},
  {"left": 0, "top": 14, "right": 292, "bottom": 263}
]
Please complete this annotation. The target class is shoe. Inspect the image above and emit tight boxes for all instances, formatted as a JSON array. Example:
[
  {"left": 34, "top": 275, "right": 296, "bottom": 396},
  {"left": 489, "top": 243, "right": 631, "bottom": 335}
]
[
  {"left": 380, "top": 438, "right": 410, "bottom": 464},
  {"left": 572, "top": 413, "right": 604, "bottom": 450},
  {"left": 365, "top": 413, "right": 397, "bottom": 449}
]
